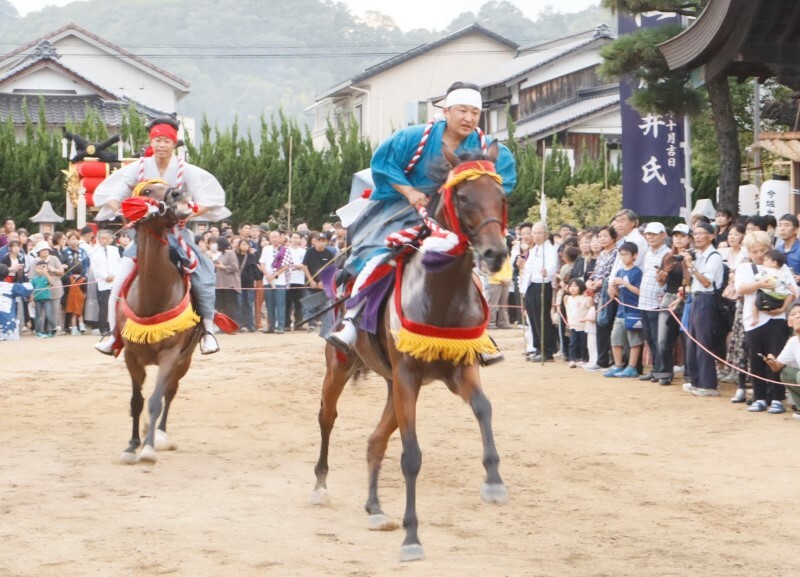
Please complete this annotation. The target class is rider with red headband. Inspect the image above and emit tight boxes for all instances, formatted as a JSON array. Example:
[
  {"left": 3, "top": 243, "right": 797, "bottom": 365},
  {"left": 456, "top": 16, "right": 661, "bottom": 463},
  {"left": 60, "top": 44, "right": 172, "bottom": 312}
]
[{"left": 92, "top": 117, "right": 229, "bottom": 355}]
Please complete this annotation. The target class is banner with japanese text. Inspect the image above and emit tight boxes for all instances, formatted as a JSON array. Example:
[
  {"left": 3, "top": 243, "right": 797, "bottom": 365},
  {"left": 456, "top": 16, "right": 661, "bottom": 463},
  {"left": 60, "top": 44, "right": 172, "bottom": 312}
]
[{"left": 619, "top": 12, "right": 687, "bottom": 217}]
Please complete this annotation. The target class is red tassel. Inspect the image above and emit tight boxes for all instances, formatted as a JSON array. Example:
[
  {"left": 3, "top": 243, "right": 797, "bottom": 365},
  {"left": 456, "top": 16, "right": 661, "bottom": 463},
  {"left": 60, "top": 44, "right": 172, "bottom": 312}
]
[{"left": 213, "top": 312, "right": 239, "bottom": 334}]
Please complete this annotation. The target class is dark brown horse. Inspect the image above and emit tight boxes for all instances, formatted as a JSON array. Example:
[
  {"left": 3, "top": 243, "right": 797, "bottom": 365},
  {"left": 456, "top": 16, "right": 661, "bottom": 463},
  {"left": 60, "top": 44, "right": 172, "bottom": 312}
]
[
  {"left": 118, "top": 182, "right": 202, "bottom": 464},
  {"left": 311, "top": 144, "right": 509, "bottom": 561}
]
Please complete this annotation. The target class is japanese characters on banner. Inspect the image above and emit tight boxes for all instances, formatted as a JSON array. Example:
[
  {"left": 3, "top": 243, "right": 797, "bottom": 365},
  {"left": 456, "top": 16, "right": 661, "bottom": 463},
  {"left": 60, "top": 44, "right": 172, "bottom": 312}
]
[{"left": 619, "top": 12, "right": 686, "bottom": 217}]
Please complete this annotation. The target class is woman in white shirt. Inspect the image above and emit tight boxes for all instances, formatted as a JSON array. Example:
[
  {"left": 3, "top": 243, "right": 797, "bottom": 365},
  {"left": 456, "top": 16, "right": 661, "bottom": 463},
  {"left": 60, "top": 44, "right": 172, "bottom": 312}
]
[{"left": 734, "top": 231, "right": 796, "bottom": 413}]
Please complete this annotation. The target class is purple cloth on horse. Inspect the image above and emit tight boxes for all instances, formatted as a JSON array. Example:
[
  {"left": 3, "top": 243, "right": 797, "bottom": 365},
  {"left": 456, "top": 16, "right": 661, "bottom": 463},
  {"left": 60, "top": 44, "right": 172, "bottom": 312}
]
[{"left": 347, "top": 268, "right": 396, "bottom": 335}]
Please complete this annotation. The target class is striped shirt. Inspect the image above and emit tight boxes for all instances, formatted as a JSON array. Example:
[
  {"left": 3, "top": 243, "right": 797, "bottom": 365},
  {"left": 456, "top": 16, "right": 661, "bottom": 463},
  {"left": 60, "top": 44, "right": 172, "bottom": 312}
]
[{"left": 639, "top": 244, "right": 670, "bottom": 310}]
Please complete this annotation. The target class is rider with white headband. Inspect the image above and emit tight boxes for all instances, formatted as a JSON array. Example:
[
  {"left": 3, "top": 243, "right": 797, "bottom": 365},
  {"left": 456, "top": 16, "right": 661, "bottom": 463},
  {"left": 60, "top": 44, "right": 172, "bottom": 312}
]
[
  {"left": 327, "top": 81, "right": 517, "bottom": 353},
  {"left": 92, "top": 117, "right": 230, "bottom": 356}
]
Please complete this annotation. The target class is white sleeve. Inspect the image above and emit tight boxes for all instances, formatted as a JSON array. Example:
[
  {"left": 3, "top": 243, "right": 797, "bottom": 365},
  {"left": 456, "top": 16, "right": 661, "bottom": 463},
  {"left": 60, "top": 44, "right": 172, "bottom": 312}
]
[
  {"left": 92, "top": 162, "right": 140, "bottom": 220},
  {"left": 777, "top": 337, "right": 800, "bottom": 368},
  {"left": 183, "top": 164, "right": 231, "bottom": 222}
]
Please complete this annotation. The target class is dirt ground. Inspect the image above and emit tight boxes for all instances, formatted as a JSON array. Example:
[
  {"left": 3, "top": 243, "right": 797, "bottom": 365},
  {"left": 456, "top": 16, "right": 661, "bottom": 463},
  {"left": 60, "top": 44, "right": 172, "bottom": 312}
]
[{"left": 2, "top": 327, "right": 800, "bottom": 577}]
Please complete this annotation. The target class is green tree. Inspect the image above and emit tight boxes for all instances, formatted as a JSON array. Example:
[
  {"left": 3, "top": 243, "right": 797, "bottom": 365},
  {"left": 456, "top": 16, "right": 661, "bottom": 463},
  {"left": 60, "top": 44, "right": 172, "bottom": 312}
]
[{"left": 528, "top": 183, "right": 622, "bottom": 230}]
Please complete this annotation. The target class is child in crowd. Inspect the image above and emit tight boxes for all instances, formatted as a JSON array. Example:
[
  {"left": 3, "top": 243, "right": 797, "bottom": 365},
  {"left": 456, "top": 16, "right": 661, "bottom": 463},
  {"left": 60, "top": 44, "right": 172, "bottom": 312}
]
[
  {"left": 0, "top": 263, "right": 33, "bottom": 341},
  {"left": 581, "top": 290, "right": 598, "bottom": 369},
  {"left": 604, "top": 242, "right": 643, "bottom": 378},
  {"left": 564, "top": 278, "right": 592, "bottom": 368},
  {"left": 751, "top": 249, "right": 797, "bottom": 326},
  {"left": 30, "top": 260, "right": 56, "bottom": 338}
]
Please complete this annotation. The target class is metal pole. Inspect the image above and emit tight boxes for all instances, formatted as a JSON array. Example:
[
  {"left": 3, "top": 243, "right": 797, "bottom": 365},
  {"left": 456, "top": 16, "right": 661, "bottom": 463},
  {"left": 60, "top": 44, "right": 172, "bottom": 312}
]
[
  {"left": 541, "top": 141, "right": 547, "bottom": 366},
  {"left": 753, "top": 80, "right": 763, "bottom": 189},
  {"left": 288, "top": 135, "right": 293, "bottom": 231},
  {"left": 682, "top": 115, "right": 693, "bottom": 223}
]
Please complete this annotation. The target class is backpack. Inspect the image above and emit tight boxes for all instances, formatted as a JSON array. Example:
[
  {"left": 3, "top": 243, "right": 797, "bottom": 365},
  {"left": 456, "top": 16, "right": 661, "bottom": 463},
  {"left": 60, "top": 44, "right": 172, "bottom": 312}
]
[{"left": 711, "top": 251, "right": 734, "bottom": 336}]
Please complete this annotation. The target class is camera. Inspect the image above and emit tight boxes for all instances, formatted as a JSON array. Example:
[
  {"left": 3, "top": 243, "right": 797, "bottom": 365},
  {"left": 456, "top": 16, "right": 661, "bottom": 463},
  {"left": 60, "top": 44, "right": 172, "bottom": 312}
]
[{"left": 673, "top": 249, "right": 695, "bottom": 263}]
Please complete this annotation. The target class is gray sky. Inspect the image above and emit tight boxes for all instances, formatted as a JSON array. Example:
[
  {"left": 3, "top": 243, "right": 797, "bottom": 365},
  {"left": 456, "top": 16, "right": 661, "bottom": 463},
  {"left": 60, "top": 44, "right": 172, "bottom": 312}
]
[{"left": 10, "top": 0, "right": 600, "bottom": 30}]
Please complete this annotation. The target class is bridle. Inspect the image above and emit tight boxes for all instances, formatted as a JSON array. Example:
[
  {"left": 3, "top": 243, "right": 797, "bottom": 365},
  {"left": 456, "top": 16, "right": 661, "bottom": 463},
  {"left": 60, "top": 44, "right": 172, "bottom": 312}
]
[{"left": 437, "top": 160, "right": 507, "bottom": 242}]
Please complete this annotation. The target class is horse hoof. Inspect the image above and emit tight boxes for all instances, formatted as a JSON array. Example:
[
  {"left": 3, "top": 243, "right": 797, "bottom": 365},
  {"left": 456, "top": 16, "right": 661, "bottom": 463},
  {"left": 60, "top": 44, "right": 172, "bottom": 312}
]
[
  {"left": 368, "top": 514, "right": 399, "bottom": 531},
  {"left": 155, "top": 430, "right": 177, "bottom": 451},
  {"left": 308, "top": 488, "right": 330, "bottom": 506},
  {"left": 481, "top": 482, "right": 509, "bottom": 504},
  {"left": 120, "top": 451, "right": 137, "bottom": 465},
  {"left": 399, "top": 544, "right": 425, "bottom": 562},
  {"left": 138, "top": 445, "right": 158, "bottom": 463}
]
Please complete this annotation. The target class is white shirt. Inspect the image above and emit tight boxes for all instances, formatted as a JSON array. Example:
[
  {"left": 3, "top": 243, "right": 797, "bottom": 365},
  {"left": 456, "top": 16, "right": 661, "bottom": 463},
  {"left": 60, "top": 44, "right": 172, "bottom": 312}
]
[
  {"left": 89, "top": 243, "right": 122, "bottom": 291},
  {"left": 519, "top": 241, "right": 558, "bottom": 293},
  {"left": 735, "top": 261, "right": 797, "bottom": 330},
  {"left": 288, "top": 247, "right": 306, "bottom": 284},
  {"left": 777, "top": 335, "right": 800, "bottom": 369},
  {"left": 93, "top": 156, "right": 230, "bottom": 222},
  {"left": 690, "top": 246, "right": 724, "bottom": 294},
  {"left": 259, "top": 245, "right": 289, "bottom": 287}
]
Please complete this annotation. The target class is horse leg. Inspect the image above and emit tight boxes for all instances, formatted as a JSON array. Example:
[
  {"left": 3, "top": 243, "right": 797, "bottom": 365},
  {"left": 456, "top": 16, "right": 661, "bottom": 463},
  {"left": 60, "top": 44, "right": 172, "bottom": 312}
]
[
  {"left": 310, "top": 347, "right": 356, "bottom": 505},
  {"left": 154, "top": 382, "right": 179, "bottom": 451},
  {"left": 451, "top": 367, "right": 508, "bottom": 504},
  {"left": 365, "top": 379, "right": 400, "bottom": 531},
  {"left": 393, "top": 366, "right": 424, "bottom": 562},
  {"left": 139, "top": 359, "right": 181, "bottom": 463},
  {"left": 122, "top": 356, "right": 145, "bottom": 464}
]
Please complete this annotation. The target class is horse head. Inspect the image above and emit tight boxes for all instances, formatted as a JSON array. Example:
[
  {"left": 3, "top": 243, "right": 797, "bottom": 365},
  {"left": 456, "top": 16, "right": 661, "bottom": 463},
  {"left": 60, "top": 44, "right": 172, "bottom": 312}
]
[
  {"left": 436, "top": 142, "right": 509, "bottom": 273},
  {"left": 123, "top": 180, "right": 196, "bottom": 230}
]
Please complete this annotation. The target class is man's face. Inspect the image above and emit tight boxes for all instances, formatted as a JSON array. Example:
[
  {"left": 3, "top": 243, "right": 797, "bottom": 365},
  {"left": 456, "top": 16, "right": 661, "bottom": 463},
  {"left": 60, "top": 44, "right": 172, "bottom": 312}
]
[
  {"left": 3, "top": 219, "right": 15, "bottom": 233},
  {"left": 444, "top": 104, "right": 481, "bottom": 139},
  {"left": 644, "top": 231, "right": 665, "bottom": 248},
  {"left": 150, "top": 135, "right": 176, "bottom": 160},
  {"left": 98, "top": 233, "right": 111, "bottom": 246},
  {"left": 269, "top": 231, "right": 281, "bottom": 247},
  {"left": 692, "top": 227, "right": 712, "bottom": 249},
  {"left": 68, "top": 235, "right": 79, "bottom": 248},
  {"left": 531, "top": 223, "right": 546, "bottom": 245},
  {"left": 314, "top": 237, "right": 328, "bottom": 252},
  {"left": 239, "top": 224, "right": 251, "bottom": 237},
  {"left": 778, "top": 219, "right": 797, "bottom": 241},
  {"left": 613, "top": 213, "right": 634, "bottom": 236},
  {"left": 788, "top": 305, "right": 800, "bottom": 332}
]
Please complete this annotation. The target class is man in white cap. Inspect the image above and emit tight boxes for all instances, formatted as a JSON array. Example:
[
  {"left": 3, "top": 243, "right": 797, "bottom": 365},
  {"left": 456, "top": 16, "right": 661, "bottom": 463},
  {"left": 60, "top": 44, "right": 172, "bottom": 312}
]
[{"left": 637, "top": 222, "right": 670, "bottom": 382}]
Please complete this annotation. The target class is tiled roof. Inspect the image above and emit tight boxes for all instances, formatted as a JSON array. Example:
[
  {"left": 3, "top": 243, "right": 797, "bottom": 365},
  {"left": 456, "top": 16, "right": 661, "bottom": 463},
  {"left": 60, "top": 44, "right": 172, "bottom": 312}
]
[
  {"left": 0, "top": 45, "right": 120, "bottom": 100},
  {"left": 317, "top": 24, "right": 517, "bottom": 99},
  {"left": 0, "top": 94, "right": 168, "bottom": 126},
  {"left": 470, "top": 26, "right": 614, "bottom": 89},
  {"left": 0, "top": 23, "right": 190, "bottom": 90},
  {"left": 494, "top": 89, "right": 620, "bottom": 141}
]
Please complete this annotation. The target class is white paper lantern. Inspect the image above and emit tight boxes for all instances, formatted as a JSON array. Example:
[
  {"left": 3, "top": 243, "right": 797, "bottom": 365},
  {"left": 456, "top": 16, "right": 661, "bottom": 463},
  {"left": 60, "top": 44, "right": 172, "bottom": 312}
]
[
  {"left": 738, "top": 183, "right": 759, "bottom": 216},
  {"left": 759, "top": 175, "right": 791, "bottom": 218}
]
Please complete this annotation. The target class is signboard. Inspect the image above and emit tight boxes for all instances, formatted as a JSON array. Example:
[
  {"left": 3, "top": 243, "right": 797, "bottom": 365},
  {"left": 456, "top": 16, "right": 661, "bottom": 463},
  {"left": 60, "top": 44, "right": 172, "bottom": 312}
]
[{"left": 619, "top": 12, "right": 687, "bottom": 217}]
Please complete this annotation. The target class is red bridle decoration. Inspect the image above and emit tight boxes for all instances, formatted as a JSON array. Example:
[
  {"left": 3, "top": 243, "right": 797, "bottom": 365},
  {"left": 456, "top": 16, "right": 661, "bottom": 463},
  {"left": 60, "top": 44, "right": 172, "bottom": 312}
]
[
  {"left": 439, "top": 160, "right": 506, "bottom": 239},
  {"left": 121, "top": 196, "right": 160, "bottom": 223}
]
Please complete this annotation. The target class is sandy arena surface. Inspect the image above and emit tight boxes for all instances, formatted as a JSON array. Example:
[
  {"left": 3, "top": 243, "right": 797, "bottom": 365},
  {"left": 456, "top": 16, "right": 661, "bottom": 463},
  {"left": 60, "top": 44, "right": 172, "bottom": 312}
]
[{"left": 2, "top": 327, "right": 800, "bottom": 576}]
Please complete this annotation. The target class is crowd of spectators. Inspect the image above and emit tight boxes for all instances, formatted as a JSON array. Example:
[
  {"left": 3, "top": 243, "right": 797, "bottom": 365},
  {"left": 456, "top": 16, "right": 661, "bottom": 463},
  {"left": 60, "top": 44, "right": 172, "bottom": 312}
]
[
  {"left": 0, "top": 216, "right": 345, "bottom": 342},
  {"left": 486, "top": 207, "right": 800, "bottom": 421}
]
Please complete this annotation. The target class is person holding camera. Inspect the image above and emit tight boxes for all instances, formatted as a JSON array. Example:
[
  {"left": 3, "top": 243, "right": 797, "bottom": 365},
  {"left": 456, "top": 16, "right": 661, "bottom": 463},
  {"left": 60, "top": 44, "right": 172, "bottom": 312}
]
[
  {"left": 682, "top": 222, "right": 725, "bottom": 397},
  {"left": 655, "top": 224, "right": 691, "bottom": 386}
]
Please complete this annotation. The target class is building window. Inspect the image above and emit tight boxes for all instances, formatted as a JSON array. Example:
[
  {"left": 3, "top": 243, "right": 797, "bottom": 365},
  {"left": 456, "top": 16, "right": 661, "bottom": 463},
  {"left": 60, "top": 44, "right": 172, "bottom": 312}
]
[
  {"left": 407, "top": 101, "right": 427, "bottom": 126},
  {"left": 354, "top": 104, "right": 363, "bottom": 134}
]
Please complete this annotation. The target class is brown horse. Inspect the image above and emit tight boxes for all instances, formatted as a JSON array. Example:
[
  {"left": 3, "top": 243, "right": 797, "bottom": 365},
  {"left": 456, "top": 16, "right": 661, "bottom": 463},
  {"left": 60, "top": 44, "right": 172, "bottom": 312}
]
[
  {"left": 311, "top": 144, "right": 510, "bottom": 561},
  {"left": 118, "top": 182, "right": 202, "bottom": 464}
]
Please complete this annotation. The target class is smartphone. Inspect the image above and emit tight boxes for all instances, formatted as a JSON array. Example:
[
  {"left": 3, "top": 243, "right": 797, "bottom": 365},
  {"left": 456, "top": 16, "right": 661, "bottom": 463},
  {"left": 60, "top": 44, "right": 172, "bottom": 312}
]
[{"left": 756, "top": 353, "right": 766, "bottom": 359}]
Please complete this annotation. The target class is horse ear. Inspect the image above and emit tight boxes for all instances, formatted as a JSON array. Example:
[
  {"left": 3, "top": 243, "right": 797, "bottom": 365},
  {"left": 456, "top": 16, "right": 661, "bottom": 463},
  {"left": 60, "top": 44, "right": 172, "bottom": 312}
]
[
  {"left": 442, "top": 143, "right": 460, "bottom": 168},
  {"left": 487, "top": 141, "right": 499, "bottom": 162}
]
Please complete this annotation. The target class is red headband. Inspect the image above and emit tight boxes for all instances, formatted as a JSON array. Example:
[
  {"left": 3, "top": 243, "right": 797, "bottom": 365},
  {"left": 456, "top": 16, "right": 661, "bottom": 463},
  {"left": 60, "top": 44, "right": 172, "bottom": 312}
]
[{"left": 149, "top": 123, "right": 178, "bottom": 142}]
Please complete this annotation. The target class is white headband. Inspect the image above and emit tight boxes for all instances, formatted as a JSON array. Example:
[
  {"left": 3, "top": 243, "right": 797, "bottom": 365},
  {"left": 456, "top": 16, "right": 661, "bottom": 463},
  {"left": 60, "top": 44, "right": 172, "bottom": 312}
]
[{"left": 445, "top": 88, "right": 482, "bottom": 110}]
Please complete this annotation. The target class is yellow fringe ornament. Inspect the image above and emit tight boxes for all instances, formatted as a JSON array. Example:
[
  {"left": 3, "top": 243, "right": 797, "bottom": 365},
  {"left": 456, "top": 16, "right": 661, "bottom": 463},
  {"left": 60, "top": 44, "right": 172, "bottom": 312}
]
[
  {"left": 122, "top": 304, "right": 200, "bottom": 344},
  {"left": 395, "top": 327, "right": 497, "bottom": 365}
]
